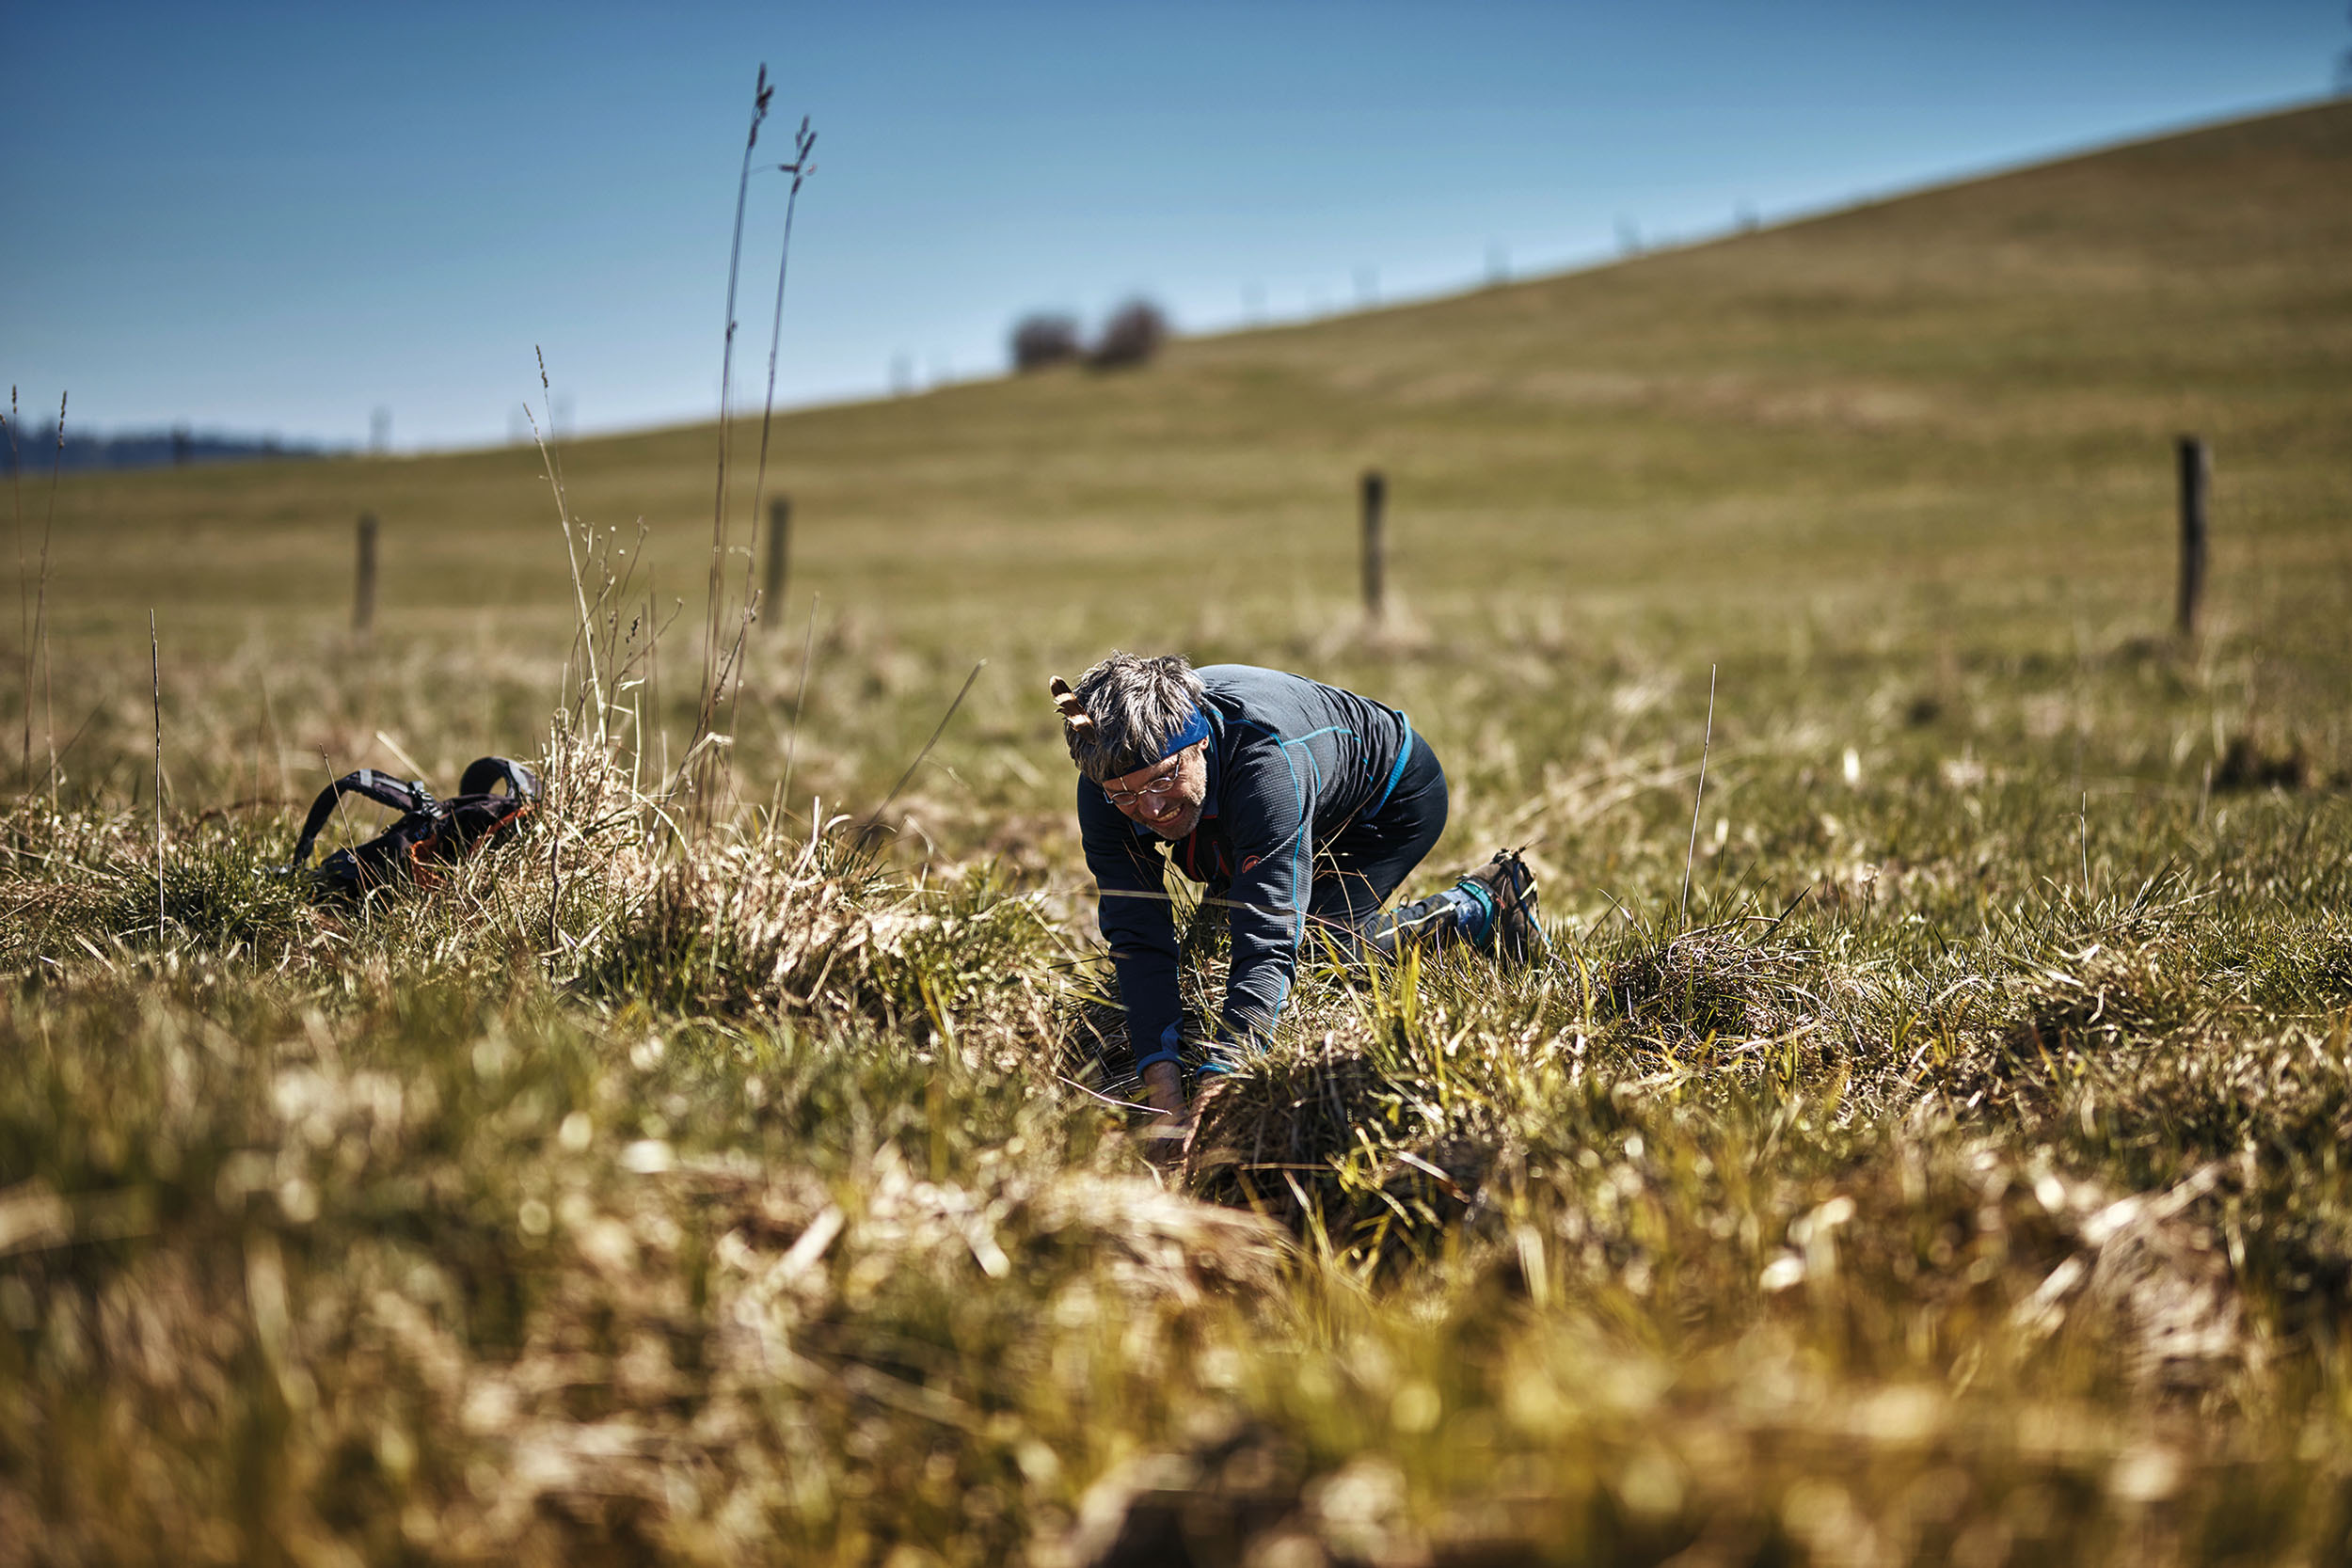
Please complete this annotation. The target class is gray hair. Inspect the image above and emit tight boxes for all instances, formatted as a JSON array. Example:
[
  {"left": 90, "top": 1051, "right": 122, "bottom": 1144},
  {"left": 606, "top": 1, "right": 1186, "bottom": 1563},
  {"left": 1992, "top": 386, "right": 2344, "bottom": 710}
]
[{"left": 1058, "top": 651, "right": 1207, "bottom": 782}]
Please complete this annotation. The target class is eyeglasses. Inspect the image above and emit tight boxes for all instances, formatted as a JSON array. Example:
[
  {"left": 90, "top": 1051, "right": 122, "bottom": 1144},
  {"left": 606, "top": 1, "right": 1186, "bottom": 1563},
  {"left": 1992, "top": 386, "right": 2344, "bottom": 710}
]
[{"left": 1102, "top": 765, "right": 1183, "bottom": 809}]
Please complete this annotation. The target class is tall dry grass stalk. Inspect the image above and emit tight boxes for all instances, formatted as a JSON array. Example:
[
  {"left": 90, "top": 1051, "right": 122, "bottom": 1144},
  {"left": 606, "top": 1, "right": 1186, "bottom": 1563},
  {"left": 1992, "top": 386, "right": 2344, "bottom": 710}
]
[
  {"left": 1678, "top": 662, "right": 1716, "bottom": 926},
  {"left": 150, "top": 610, "right": 163, "bottom": 942},
  {"left": 678, "top": 75, "right": 821, "bottom": 835},
  {"left": 850, "top": 658, "right": 983, "bottom": 862},
  {"left": 744, "top": 114, "right": 818, "bottom": 627},
  {"left": 7, "top": 387, "right": 22, "bottom": 783},
  {"left": 527, "top": 349, "right": 603, "bottom": 748},
  {"left": 15, "top": 390, "right": 63, "bottom": 804},
  {"left": 690, "top": 65, "right": 777, "bottom": 827},
  {"left": 717, "top": 113, "right": 819, "bottom": 784}
]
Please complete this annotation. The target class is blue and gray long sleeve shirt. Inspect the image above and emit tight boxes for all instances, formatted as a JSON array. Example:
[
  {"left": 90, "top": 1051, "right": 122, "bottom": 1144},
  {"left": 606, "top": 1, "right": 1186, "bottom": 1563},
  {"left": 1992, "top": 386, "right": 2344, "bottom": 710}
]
[{"left": 1077, "top": 664, "right": 1413, "bottom": 1071}]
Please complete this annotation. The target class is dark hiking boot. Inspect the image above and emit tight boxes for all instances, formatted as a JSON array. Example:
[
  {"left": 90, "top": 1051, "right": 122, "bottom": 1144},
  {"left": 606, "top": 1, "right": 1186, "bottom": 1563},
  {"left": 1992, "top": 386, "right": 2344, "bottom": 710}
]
[{"left": 1455, "top": 848, "right": 1544, "bottom": 965}]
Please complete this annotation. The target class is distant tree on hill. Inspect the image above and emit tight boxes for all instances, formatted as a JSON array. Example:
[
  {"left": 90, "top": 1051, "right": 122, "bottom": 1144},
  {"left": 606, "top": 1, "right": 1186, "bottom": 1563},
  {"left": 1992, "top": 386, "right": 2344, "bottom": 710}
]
[
  {"left": 1010, "top": 312, "right": 1082, "bottom": 372},
  {"left": 4, "top": 425, "right": 324, "bottom": 475},
  {"left": 1088, "top": 298, "right": 1168, "bottom": 371}
]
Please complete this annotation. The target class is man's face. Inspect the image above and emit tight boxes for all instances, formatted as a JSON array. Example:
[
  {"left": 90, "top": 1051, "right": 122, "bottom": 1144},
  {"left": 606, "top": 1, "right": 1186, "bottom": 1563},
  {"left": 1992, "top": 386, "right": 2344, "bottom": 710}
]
[{"left": 1101, "top": 741, "right": 1210, "bottom": 840}]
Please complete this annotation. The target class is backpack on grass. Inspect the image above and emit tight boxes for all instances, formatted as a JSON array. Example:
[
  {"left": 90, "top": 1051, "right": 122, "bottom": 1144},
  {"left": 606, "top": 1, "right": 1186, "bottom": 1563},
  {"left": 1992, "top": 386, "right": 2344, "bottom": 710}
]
[{"left": 279, "top": 756, "right": 540, "bottom": 901}]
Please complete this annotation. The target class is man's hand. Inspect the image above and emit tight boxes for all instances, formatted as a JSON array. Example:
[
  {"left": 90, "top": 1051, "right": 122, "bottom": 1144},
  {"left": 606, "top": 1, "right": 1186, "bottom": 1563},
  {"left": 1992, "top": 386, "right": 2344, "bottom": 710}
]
[{"left": 1139, "top": 1060, "right": 1189, "bottom": 1168}]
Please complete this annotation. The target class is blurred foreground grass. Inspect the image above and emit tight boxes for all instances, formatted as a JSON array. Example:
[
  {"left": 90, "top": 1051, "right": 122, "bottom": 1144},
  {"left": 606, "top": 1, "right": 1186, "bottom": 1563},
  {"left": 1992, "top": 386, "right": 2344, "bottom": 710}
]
[{"left": 3, "top": 102, "right": 2351, "bottom": 1565}]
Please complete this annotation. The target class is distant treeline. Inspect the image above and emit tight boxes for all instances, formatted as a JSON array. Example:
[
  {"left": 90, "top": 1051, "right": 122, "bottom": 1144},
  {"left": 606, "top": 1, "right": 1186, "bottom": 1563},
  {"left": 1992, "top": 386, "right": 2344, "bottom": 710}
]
[{"left": 2, "top": 426, "right": 336, "bottom": 475}]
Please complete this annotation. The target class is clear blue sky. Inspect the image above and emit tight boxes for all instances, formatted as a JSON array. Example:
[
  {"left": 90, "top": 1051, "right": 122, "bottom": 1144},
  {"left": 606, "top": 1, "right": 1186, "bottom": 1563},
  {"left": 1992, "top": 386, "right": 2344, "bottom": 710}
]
[{"left": 4, "top": 1, "right": 2344, "bottom": 451}]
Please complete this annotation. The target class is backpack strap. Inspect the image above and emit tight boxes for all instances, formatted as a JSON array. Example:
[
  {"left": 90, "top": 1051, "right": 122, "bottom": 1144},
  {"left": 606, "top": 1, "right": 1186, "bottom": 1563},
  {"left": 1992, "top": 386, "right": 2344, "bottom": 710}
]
[
  {"left": 457, "top": 755, "right": 540, "bottom": 802},
  {"left": 284, "top": 769, "right": 437, "bottom": 871}
]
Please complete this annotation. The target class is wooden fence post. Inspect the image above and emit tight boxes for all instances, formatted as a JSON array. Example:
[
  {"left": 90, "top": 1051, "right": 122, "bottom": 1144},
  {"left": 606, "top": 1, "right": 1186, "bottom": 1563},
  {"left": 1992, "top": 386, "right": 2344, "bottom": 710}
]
[
  {"left": 2176, "top": 436, "right": 2207, "bottom": 637},
  {"left": 1360, "top": 469, "right": 1386, "bottom": 623},
  {"left": 355, "top": 513, "right": 379, "bottom": 637},
  {"left": 764, "top": 496, "right": 791, "bottom": 629}
]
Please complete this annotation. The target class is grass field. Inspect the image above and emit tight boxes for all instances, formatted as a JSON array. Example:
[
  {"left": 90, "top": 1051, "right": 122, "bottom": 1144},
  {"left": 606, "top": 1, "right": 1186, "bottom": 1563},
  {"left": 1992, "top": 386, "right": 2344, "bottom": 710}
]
[{"left": 4, "top": 100, "right": 2352, "bottom": 1565}]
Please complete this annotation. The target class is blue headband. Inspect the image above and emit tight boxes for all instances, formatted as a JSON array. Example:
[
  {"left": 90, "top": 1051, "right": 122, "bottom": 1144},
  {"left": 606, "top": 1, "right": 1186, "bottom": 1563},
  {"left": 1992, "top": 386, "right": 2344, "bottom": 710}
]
[{"left": 1151, "top": 705, "right": 1212, "bottom": 765}]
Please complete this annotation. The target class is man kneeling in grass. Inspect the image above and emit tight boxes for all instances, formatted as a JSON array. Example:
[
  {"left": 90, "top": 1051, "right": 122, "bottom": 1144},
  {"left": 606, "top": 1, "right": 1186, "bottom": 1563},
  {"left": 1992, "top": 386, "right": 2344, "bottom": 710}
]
[{"left": 1053, "top": 652, "right": 1542, "bottom": 1134}]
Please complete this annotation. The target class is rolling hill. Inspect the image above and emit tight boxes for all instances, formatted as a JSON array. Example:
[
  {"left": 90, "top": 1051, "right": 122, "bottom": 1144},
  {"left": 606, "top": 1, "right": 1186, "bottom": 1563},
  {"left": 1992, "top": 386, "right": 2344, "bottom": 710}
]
[{"left": 24, "top": 99, "right": 2346, "bottom": 638}]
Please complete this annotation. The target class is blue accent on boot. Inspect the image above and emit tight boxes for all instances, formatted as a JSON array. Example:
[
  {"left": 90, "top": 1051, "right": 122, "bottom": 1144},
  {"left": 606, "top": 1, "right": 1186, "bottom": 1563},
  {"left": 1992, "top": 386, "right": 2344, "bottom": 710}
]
[
  {"left": 1195, "top": 1037, "right": 1250, "bottom": 1079},
  {"left": 1446, "top": 881, "right": 1496, "bottom": 946}
]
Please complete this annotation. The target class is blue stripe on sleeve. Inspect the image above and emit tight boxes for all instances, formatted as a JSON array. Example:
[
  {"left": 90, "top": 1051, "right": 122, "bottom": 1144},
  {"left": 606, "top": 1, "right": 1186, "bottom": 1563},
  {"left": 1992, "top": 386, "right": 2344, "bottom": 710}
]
[{"left": 1370, "top": 713, "right": 1413, "bottom": 816}]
